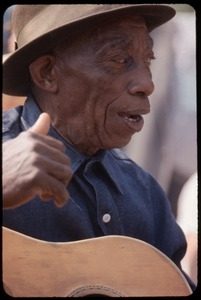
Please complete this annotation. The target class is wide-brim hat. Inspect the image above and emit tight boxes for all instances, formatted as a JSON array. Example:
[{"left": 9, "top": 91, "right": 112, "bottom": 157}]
[{"left": 3, "top": 4, "right": 176, "bottom": 96}]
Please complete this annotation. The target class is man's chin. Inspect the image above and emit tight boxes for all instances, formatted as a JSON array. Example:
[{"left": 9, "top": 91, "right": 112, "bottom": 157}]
[{"left": 103, "top": 136, "right": 133, "bottom": 150}]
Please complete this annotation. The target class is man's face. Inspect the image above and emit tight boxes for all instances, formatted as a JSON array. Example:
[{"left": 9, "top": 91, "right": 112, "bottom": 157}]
[{"left": 53, "top": 16, "right": 155, "bottom": 155}]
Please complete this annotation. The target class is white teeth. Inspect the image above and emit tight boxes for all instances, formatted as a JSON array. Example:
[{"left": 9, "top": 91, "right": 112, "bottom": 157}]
[{"left": 124, "top": 116, "right": 139, "bottom": 122}]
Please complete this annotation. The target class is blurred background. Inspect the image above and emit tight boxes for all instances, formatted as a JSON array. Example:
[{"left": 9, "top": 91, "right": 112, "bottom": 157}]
[
  {"left": 124, "top": 4, "right": 196, "bottom": 217},
  {"left": 3, "top": 5, "right": 26, "bottom": 109},
  {"left": 123, "top": 4, "right": 197, "bottom": 285},
  {"left": 2, "top": 4, "right": 197, "bottom": 285}
]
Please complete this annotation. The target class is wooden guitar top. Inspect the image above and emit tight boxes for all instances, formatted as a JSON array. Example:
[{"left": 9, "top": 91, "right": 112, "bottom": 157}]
[{"left": 2, "top": 227, "right": 192, "bottom": 297}]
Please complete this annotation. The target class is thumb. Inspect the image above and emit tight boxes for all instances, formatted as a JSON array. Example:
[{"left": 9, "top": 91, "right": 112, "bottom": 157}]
[{"left": 29, "top": 113, "right": 51, "bottom": 135}]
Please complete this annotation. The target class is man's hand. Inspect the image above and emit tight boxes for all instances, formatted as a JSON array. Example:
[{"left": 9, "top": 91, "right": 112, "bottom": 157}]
[{"left": 3, "top": 113, "right": 73, "bottom": 209}]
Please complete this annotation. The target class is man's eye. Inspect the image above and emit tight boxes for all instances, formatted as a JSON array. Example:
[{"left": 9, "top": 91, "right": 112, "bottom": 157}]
[
  {"left": 144, "top": 55, "right": 156, "bottom": 66},
  {"left": 112, "top": 56, "right": 132, "bottom": 65}
]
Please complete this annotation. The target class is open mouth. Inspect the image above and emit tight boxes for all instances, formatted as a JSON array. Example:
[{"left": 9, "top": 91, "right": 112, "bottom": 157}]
[
  {"left": 118, "top": 112, "right": 144, "bottom": 132},
  {"left": 118, "top": 112, "right": 143, "bottom": 122},
  {"left": 121, "top": 114, "right": 142, "bottom": 122}
]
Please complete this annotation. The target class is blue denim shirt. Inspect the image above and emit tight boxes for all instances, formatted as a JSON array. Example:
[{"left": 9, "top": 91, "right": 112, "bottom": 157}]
[{"left": 2, "top": 96, "right": 195, "bottom": 290}]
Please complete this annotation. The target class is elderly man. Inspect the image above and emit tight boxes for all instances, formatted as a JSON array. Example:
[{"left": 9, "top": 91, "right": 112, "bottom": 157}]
[{"left": 2, "top": 4, "right": 196, "bottom": 293}]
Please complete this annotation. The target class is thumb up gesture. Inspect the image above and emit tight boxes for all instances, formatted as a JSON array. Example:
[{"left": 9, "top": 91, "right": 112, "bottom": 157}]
[{"left": 3, "top": 113, "right": 73, "bottom": 209}]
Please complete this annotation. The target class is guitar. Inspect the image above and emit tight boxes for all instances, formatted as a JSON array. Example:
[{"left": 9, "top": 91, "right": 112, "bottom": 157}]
[{"left": 2, "top": 226, "right": 192, "bottom": 297}]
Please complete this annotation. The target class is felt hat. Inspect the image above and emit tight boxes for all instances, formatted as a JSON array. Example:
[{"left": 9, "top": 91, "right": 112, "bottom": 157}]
[{"left": 3, "top": 4, "right": 176, "bottom": 96}]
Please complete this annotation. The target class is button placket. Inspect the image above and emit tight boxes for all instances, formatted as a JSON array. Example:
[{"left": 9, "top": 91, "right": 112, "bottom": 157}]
[{"left": 84, "top": 160, "right": 124, "bottom": 235}]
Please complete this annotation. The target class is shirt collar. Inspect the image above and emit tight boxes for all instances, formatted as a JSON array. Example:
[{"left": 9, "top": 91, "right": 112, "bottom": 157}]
[{"left": 86, "top": 150, "right": 123, "bottom": 194}]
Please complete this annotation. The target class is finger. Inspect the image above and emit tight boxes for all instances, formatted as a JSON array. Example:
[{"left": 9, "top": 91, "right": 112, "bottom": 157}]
[
  {"left": 26, "top": 133, "right": 66, "bottom": 153},
  {"left": 47, "top": 163, "right": 73, "bottom": 185},
  {"left": 41, "top": 192, "right": 70, "bottom": 207},
  {"left": 26, "top": 112, "right": 66, "bottom": 152},
  {"left": 40, "top": 192, "right": 69, "bottom": 207},
  {"left": 37, "top": 173, "right": 70, "bottom": 206},
  {"left": 29, "top": 112, "right": 51, "bottom": 135},
  {"left": 54, "top": 190, "right": 70, "bottom": 207},
  {"left": 33, "top": 142, "right": 69, "bottom": 161},
  {"left": 30, "top": 149, "right": 72, "bottom": 183}
]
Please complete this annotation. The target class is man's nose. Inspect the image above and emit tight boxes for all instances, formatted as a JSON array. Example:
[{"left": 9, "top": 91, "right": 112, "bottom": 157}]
[{"left": 127, "top": 67, "right": 155, "bottom": 97}]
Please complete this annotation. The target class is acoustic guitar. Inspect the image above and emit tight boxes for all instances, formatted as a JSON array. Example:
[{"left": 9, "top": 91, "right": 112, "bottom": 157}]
[{"left": 2, "top": 226, "right": 192, "bottom": 297}]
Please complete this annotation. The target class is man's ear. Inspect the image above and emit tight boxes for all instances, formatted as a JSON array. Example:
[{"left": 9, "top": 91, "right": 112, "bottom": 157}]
[{"left": 29, "top": 55, "right": 58, "bottom": 93}]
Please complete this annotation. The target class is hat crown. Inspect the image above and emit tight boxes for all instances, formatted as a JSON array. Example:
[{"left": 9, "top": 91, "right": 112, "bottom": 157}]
[
  {"left": 13, "top": 5, "right": 47, "bottom": 40},
  {"left": 13, "top": 5, "right": 115, "bottom": 47},
  {"left": 13, "top": 4, "right": 132, "bottom": 43}
]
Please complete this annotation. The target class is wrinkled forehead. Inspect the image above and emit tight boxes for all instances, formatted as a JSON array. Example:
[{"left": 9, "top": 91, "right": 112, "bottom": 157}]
[
  {"left": 53, "top": 15, "right": 150, "bottom": 55},
  {"left": 90, "top": 15, "right": 150, "bottom": 50},
  {"left": 91, "top": 15, "right": 149, "bottom": 45}
]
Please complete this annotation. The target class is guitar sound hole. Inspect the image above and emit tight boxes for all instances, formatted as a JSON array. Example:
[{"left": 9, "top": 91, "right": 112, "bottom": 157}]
[
  {"left": 83, "top": 295, "right": 109, "bottom": 297},
  {"left": 67, "top": 285, "right": 125, "bottom": 297}
]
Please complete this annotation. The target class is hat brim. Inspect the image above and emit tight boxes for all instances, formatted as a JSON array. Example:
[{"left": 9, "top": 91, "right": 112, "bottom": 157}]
[{"left": 3, "top": 4, "right": 176, "bottom": 96}]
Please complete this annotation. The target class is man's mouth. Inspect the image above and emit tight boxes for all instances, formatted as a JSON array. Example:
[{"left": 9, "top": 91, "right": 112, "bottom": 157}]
[
  {"left": 121, "top": 114, "right": 142, "bottom": 122},
  {"left": 118, "top": 112, "right": 145, "bottom": 132}
]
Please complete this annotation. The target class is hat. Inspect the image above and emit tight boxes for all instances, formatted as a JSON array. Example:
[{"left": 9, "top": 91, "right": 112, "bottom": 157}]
[{"left": 3, "top": 4, "right": 176, "bottom": 96}]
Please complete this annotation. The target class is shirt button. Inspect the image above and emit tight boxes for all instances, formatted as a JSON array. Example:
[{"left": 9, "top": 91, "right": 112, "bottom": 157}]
[{"left": 102, "top": 213, "right": 111, "bottom": 223}]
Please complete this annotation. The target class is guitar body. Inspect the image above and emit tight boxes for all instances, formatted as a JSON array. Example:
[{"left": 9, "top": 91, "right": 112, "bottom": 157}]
[{"left": 2, "top": 226, "right": 191, "bottom": 297}]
